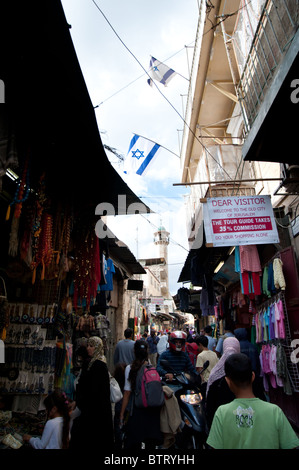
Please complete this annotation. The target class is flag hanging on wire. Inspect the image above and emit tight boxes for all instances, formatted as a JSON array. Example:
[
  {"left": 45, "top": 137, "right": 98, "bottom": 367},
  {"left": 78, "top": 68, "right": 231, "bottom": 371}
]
[
  {"left": 147, "top": 56, "right": 177, "bottom": 87},
  {"left": 123, "top": 134, "right": 161, "bottom": 176}
]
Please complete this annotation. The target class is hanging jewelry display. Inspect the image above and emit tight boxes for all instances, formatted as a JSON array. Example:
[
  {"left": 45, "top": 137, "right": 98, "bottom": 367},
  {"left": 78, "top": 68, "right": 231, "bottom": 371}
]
[
  {"left": 46, "top": 204, "right": 73, "bottom": 280},
  {"left": 73, "top": 230, "right": 101, "bottom": 310},
  {"left": 8, "top": 214, "right": 20, "bottom": 257},
  {"left": 6, "top": 155, "right": 30, "bottom": 221},
  {"left": 30, "top": 173, "right": 47, "bottom": 283},
  {"left": 7, "top": 158, "right": 31, "bottom": 257},
  {"left": 36, "top": 213, "right": 54, "bottom": 280}
]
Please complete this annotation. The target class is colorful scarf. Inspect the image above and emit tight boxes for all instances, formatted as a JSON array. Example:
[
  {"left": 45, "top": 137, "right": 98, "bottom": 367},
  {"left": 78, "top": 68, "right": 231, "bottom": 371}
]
[
  {"left": 206, "top": 336, "right": 240, "bottom": 394},
  {"left": 87, "top": 336, "right": 106, "bottom": 370}
]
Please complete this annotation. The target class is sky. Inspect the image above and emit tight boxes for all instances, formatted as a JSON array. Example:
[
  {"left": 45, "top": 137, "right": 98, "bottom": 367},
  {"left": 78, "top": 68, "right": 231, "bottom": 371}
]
[{"left": 61, "top": 0, "right": 200, "bottom": 295}]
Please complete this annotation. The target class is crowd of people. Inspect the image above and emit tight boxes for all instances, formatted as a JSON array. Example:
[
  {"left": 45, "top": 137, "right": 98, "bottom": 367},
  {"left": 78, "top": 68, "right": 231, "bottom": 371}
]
[{"left": 22, "top": 325, "right": 299, "bottom": 450}]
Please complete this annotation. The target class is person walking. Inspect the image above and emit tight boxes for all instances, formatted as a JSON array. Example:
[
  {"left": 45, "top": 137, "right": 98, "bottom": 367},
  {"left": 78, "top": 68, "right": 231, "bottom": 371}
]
[
  {"left": 157, "top": 332, "right": 169, "bottom": 358},
  {"left": 23, "top": 389, "right": 70, "bottom": 449},
  {"left": 207, "top": 353, "right": 299, "bottom": 449},
  {"left": 234, "top": 327, "right": 265, "bottom": 400},
  {"left": 70, "top": 336, "right": 114, "bottom": 450},
  {"left": 205, "top": 336, "right": 240, "bottom": 429},
  {"left": 113, "top": 328, "right": 135, "bottom": 366},
  {"left": 203, "top": 325, "right": 217, "bottom": 352},
  {"left": 147, "top": 329, "right": 159, "bottom": 367},
  {"left": 215, "top": 323, "right": 235, "bottom": 357},
  {"left": 195, "top": 335, "right": 219, "bottom": 400},
  {"left": 119, "top": 340, "right": 163, "bottom": 450}
]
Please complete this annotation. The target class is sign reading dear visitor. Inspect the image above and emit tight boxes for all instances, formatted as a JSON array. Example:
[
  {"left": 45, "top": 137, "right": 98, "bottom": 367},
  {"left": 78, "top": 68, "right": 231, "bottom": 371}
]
[{"left": 203, "top": 195, "right": 279, "bottom": 247}]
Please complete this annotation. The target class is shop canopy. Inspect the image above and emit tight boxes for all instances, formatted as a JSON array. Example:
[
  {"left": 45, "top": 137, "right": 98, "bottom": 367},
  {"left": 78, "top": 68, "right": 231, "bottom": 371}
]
[
  {"left": 178, "top": 221, "right": 229, "bottom": 285},
  {"left": 0, "top": 0, "right": 151, "bottom": 213}
]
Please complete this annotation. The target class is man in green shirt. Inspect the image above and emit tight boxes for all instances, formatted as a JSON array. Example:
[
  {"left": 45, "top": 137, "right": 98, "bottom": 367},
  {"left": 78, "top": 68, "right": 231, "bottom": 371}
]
[{"left": 207, "top": 353, "right": 299, "bottom": 449}]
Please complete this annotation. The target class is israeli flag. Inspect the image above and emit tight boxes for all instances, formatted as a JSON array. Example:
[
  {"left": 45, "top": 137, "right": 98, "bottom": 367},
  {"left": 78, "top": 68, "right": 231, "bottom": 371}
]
[
  {"left": 123, "top": 134, "right": 161, "bottom": 176},
  {"left": 147, "top": 56, "right": 177, "bottom": 87}
]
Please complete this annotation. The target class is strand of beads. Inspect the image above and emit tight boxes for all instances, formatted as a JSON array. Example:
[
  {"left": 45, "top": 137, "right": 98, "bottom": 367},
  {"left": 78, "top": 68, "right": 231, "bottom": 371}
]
[{"left": 6, "top": 157, "right": 30, "bottom": 221}]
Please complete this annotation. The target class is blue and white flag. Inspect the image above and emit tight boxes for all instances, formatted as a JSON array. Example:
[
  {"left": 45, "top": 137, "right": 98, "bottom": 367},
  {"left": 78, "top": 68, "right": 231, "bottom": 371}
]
[
  {"left": 123, "top": 134, "right": 161, "bottom": 176},
  {"left": 147, "top": 56, "right": 177, "bottom": 87}
]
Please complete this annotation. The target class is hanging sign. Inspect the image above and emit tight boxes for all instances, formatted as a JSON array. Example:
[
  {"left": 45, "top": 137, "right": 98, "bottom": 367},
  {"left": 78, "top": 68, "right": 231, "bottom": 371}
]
[
  {"left": 150, "top": 297, "right": 164, "bottom": 305},
  {"left": 203, "top": 195, "right": 279, "bottom": 246}
]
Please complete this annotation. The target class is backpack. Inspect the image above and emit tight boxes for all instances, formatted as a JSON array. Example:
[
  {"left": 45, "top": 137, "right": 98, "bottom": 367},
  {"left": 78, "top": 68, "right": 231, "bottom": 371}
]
[
  {"left": 134, "top": 364, "right": 165, "bottom": 408},
  {"left": 186, "top": 342, "right": 199, "bottom": 367}
]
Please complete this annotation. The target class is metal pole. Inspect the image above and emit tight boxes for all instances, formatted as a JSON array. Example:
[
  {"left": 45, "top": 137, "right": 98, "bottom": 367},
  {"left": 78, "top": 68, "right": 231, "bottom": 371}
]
[{"left": 173, "top": 177, "right": 283, "bottom": 186}]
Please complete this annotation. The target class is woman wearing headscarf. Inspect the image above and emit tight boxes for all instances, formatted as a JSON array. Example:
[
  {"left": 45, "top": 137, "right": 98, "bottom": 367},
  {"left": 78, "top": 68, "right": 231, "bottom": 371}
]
[
  {"left": 70, "top": 336, "right": 114, "bottom": 450},
  {"left": 119, "top": 339, "right": 163, "bottom": 450},
  {"left": 205, "top": 336, "right": 240, "bottom": 430}
]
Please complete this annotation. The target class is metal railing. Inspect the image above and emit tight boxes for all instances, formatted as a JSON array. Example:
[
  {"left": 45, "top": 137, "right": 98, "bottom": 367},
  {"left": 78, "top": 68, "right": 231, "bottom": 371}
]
[{"left": 236, "top": 0, "right": 299, "bottom": 132}]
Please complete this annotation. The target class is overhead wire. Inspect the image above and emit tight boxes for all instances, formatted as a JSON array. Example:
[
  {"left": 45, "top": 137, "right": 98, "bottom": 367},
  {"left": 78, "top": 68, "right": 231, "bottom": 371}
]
[
  {"left": 90, "top": 0, "right": 250, "bottom": 182},
  {"left": 138, "top": 212, "right": 189, "bottom": 253},
  {"left": 94, "top": 43, "right": 194, "bottom": 108}
]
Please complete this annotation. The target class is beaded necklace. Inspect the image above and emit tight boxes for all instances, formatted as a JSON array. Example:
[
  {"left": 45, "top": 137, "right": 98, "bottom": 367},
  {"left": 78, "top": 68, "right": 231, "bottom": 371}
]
[
  {"left": 6, "top": 157, "right": 30, "bottom": 221},
  {"left": 30, "top": 174, "right": 47, "bottom": 283},
  {"left": 73, "top": 231, "right": 101, "bottom": 310},
  {"left": 36, "top": 213, "right": 54, "bottom": 280}
]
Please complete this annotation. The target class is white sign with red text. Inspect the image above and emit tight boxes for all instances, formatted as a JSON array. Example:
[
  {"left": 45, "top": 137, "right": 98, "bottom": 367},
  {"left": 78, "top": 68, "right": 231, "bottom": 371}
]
[{"left": 203, "top": 195, "right": 279, "bottom": 246}]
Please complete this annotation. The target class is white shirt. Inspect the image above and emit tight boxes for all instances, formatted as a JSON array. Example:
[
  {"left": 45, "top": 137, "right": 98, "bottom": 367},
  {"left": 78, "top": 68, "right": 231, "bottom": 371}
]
[
  {"left": 157, "top": 335, "right": 169, "bottom": 355},
  {"left": 124, "top": 364, "right": 132, "bottom": 392},
  {"left": 29, "top": 417, "right": 63, "bottom": 449}
]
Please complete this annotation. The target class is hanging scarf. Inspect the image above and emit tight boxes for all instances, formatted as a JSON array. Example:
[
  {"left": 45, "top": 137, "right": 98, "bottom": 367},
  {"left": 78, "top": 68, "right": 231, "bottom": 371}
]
[
  {"left": 87, "top": 336, "right": 106, "bottom": 370},
  {"left": 206, "top": 336, "right": 240, "bottom": 394}
]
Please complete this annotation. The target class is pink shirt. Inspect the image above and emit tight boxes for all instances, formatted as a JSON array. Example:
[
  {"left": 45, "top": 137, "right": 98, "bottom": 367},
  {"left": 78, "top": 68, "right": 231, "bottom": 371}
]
[
  {"left": 239, "top": 245, "right": 262, "bottom": 274},
  {"left": 276, "top": 300, "right": 285, "bottom": 339}
]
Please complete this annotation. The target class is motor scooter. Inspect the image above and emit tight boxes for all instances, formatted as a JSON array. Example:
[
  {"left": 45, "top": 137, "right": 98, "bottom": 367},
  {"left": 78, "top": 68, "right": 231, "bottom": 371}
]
[{"left": 160, "top": 359, "right": 209, "bottom": 450}]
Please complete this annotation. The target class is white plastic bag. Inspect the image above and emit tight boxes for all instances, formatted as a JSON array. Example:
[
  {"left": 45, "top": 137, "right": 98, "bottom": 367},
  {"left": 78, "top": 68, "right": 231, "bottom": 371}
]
[{"left": 110, "top": 375, "right": 123, "bottom": 403}]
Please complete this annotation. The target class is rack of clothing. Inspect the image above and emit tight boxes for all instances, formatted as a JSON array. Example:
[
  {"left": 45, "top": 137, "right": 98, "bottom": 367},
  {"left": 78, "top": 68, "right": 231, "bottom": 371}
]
[
  {"left": 254, "top": 295, "right": 285, "bottom": 343},
  {"left": 252, "top": 292, "right": 299, "bottom": 395},
  {"left": 235, "top": 245, "right": 262, "bottom": 297}
]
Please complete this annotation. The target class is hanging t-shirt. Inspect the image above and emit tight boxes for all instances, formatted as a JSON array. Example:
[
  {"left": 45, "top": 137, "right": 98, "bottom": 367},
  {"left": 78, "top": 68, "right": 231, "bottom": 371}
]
[
  {"left": 239, "top": 245, "right": 262, "bottom": 274},
  {"left": 207, "top": 398, "right": 299, "bottom": 449},
  {"left": 263, "top": 308, "right": 269, "bottom": 341},
  {"left": 276, "top": 299, "right": 286, "bottom": 339},
  {"left": 177, "top": 287, "right": 189, "bottom": 310},
  {"left": 98, "top": 257, "right": 115, "bottom": 291},
  {"left": 269, "top": 304, "right": 275, "bottom": 340}
]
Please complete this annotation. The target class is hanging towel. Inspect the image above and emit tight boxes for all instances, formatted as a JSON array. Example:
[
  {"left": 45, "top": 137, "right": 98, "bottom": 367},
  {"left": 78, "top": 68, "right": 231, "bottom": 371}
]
[{"left": 273, "top": 258, "right": 286, "bottom": 291}]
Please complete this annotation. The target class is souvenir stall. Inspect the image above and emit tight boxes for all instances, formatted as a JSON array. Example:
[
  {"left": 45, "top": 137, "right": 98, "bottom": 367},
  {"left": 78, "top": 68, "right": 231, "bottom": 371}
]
[
  {"left": 196, "top": 242, "right": 299, "bottom": 428},
  {"left": 0, "top": 170, "right": 120, "bottom": 447}
]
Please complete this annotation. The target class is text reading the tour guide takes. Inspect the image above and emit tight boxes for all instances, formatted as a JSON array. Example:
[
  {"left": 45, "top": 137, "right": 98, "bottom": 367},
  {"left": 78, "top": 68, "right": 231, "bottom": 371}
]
[{"left": 203, "top": 195, "right": 279, "bottom": 247}]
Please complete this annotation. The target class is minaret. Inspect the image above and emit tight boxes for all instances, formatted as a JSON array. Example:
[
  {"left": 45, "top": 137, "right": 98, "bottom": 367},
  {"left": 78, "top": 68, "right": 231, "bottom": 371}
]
[{"left": 153, "top": 224, "right": 170, "bottom": 298}]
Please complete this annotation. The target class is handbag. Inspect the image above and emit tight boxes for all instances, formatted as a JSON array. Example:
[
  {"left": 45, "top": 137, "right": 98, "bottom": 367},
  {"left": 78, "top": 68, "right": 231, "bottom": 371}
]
[{"left": 109, "top": 373, "right": 123, "bottom": 403}]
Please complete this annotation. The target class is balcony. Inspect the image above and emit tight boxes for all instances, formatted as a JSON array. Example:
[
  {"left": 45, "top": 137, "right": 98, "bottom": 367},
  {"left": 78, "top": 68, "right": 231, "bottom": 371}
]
[{"left": 236, "top": 0, "right": 298, "bottom": 132}]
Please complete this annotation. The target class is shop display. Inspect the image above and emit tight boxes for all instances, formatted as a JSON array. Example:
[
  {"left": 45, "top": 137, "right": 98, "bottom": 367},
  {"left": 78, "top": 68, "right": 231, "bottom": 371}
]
[
  {"left": 0, "top": 171, "right": 116, "bottom": 444},
  {"left": 190, "top": 245, "right": 298, "bottom": 407},
  {"left": 235, "top": 245, "right": 262, "bottom": 296}
]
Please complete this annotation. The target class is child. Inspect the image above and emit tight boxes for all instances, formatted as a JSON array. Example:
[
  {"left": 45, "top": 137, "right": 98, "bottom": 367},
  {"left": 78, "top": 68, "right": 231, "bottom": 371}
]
[
  {"left": 23, "top": 389, "right": 70, "bottom": 449},
  {"left": 207, "top": 353, "right": 299, "bottom": 449}
]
